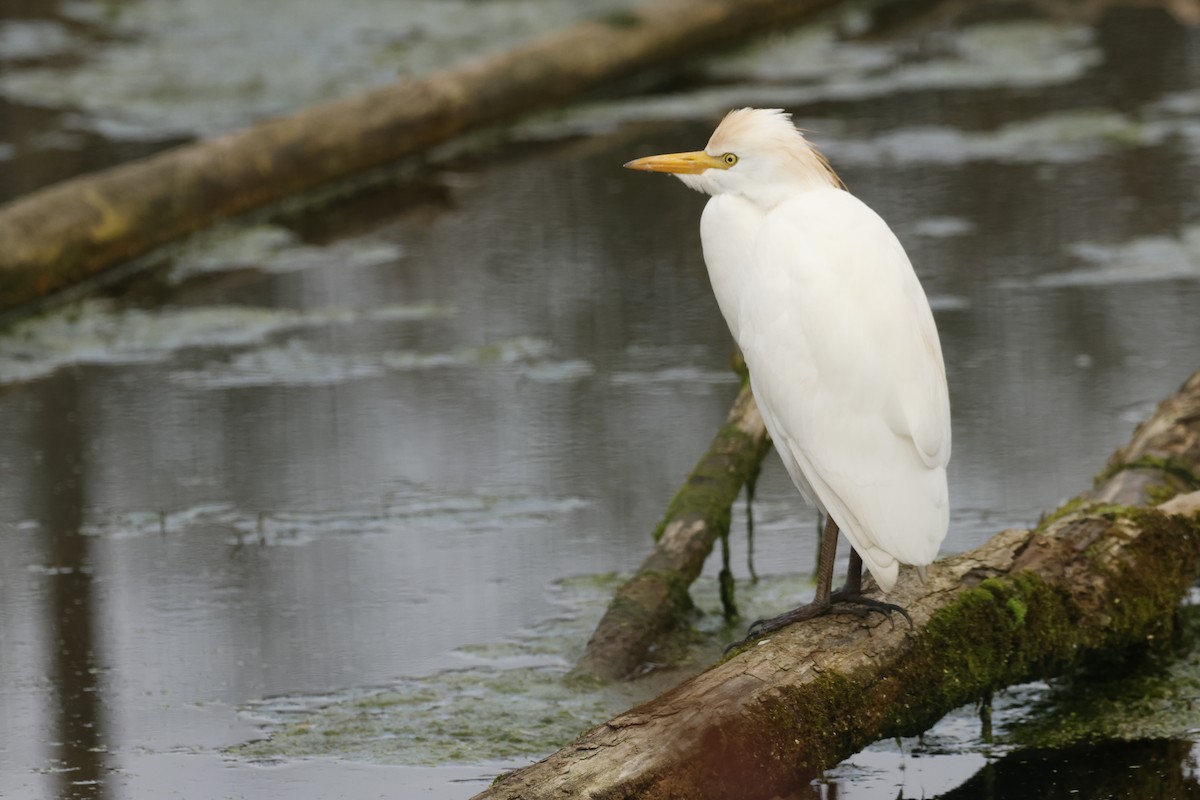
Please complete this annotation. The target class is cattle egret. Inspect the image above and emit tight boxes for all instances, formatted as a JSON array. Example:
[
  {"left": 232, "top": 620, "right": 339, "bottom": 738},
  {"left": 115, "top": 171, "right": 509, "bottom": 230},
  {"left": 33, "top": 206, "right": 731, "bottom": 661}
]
[{"left": 625, "top": 108, "right": 951, "bottom": 638}]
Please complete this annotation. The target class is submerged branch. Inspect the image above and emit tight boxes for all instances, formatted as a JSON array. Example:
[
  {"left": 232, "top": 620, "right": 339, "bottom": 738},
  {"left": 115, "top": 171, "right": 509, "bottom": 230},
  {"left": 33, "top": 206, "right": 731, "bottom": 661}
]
[
  {"left": 571, "top": 383, "right": 771, "bottom": 683},
  {"left": 475, "top": 369, "right": 1200, "bottom": 800}
]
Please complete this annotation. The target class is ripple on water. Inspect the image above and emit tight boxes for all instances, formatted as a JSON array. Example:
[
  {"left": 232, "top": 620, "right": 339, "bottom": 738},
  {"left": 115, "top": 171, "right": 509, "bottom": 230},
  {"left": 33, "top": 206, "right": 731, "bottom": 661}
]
[
  {"left": 0, "top": 0, "right": 644, "bottom": 140},
  {"left": 72, "top": 490, "right": 592, "bottom": 546},
  {"left": 0, "top": 300, "right": 450, "bottom": 386},
  {"left": 517, "top": 17, "right": 1104, "bottom": 143},
  {"left": 1001, "top": 224, "right": 1200, "bottom": 288},
  {"left": 167, "top": 223, "right": 405, "bottom": 283}
]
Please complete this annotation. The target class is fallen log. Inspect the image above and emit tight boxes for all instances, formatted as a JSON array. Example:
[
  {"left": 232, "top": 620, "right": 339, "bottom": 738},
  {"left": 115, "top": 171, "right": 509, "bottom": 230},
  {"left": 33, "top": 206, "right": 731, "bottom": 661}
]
[
  {"left": 475, "top": 368, "right": 1200, "bottom": 800},
  {"left": 0, "top": 0, "right": 843, "bottom": 314},
  {"left": 571, "top": 382, "right": 771, "bottom": 683}
]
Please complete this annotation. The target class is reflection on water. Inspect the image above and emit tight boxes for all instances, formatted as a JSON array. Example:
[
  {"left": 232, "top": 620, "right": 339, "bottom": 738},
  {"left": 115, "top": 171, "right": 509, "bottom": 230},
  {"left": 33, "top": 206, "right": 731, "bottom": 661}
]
[
  {"left": 820, "top": 598, "right": 1200, "bottom": 798},
  {"left": 936, "top": 739, "right": 1200, "bottom": 800},
  {"left": 1, "top": 1, "right": 1199, "bottom": 799},
  {"left": 35, "top": 374, "right": 107, "bottom": 800}
]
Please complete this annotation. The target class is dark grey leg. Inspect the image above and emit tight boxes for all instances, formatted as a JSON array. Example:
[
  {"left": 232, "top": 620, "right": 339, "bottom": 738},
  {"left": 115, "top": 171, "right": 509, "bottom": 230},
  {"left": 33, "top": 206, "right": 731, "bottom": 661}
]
[{"left": 729, "top": 525, "right": 912, "bottom": 651}]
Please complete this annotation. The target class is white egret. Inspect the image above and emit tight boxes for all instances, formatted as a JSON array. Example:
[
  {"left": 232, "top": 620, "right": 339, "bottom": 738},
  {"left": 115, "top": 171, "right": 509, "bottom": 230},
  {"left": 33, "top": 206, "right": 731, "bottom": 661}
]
[{"left": 625, "top": 108, "right": 951, "bottom": 637}]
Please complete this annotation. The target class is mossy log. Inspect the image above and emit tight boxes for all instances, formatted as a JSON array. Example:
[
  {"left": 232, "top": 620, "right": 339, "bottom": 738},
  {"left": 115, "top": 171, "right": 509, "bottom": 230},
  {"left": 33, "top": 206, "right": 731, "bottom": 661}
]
[
  {"left": 572, "top": 383, "right": 771, "bottom": 683},
  {"left": 474, "top": 369, "right": 1200, "bottom": 800},
  {"left": 0, "top": 0, "right": 843, "bottom": 314}
]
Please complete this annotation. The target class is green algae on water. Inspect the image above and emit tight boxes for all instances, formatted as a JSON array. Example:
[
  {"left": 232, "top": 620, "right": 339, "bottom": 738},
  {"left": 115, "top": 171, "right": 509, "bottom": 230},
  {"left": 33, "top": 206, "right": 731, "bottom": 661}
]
[
  {"left": 1002, "top": 599, "right": 1200, "bottom": 749},
  {"left": 229, "top": 572, "right": 822, "bottom": 766},
  {"left": 231, "top": 573, "right": 636, "bottom": 766}
]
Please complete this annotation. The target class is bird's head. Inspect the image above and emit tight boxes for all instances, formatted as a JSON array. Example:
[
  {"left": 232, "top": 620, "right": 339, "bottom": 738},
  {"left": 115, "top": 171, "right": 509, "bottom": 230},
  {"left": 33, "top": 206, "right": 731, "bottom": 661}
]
[{"left": 624, "top": 108, "right": 842, "bottom": 208}]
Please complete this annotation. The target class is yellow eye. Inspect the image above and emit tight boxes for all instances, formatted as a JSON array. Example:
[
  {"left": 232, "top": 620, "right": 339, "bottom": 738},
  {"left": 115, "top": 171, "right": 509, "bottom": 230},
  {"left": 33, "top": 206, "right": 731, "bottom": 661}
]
[{"left": 723, "top": 153, "right": 738, "bottom": 166}]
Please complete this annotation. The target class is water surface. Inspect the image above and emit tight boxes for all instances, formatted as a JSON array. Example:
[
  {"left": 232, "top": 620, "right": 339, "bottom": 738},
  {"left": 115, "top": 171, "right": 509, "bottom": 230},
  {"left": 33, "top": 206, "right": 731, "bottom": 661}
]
[{"left": 1, "top": 1, "right": 1199, "bottom": 798}]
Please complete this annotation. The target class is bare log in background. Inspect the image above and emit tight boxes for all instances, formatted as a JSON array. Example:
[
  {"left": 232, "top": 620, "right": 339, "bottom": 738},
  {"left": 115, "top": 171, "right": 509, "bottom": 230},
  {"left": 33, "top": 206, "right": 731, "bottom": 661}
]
[
  {"left": 572, "top": 383, "right": 770, "bottom": 683},
  {"left": 0, "top": 0, "right": 843, "bottom": 314},
  {"left": 476, "top": 369, "right": 1200, "bottom": 800}
]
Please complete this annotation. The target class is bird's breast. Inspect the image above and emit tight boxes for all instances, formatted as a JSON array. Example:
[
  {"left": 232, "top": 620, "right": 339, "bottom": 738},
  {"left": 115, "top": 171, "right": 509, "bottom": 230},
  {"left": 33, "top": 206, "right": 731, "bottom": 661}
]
[{"left": 699, "top": 195, "right": 766, "bottom": 344}]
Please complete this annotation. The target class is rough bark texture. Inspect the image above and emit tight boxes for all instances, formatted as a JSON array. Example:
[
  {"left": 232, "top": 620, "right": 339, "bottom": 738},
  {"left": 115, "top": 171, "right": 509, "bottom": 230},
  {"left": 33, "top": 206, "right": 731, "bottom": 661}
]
[
  {"left": 1089, "top": 374, "right": 1200, "bottom": 504},
  {"left": 0, "top": 0, "right": 841, "bottom": 314},
  {"left": 572, "top": 383, "right": 771, "bottom": 683},
  {"left": 474, "top": 369, "right": 1200, "bottom": 800}
]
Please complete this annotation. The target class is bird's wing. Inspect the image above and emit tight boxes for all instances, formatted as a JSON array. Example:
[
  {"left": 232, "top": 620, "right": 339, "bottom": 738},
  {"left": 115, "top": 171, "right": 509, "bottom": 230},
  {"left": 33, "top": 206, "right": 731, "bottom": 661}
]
[{"left": 737, "top": 188, "right": 950, "bottom": 588}]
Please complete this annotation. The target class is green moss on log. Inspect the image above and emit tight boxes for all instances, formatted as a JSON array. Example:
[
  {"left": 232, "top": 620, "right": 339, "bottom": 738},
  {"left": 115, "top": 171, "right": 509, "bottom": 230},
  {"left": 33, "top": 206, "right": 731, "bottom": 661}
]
[
  {"left": 609, "top": 569, "right": 696, "bottom": 625},
  {"left": 732, "top": 507, "right": 1200, "bottom": 781},
  {"left": 1036, "top": 494, "right": 1090, "bottom": 529},
  {"left": 1094, "top": 455, "right": 1200, "bottom": 503},
  {"left": 652, "top": 414, "right": 770, "bottom": 544},
  {"left": 600, "top": 10, "right": 643, "bottom": 28},
  {"left": 885, "top": 509, "right": 1200, "bottom": 737},
  {"left": 574, "top": 380, "right": 770, "bottom": 682}
]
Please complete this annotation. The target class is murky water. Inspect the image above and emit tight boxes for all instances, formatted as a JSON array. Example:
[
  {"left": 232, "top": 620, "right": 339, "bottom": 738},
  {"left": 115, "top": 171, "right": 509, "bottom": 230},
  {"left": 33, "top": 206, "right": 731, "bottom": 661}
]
[{"left": 2, "top": 1, "right": 1200, "bottom": 798}]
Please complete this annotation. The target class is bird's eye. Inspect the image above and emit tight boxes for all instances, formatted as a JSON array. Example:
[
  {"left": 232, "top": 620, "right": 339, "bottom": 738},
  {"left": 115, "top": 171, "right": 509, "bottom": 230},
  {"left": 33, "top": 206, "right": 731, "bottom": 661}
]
[{"left": 723, "top": 153, "right": 738, "bottom": 166}]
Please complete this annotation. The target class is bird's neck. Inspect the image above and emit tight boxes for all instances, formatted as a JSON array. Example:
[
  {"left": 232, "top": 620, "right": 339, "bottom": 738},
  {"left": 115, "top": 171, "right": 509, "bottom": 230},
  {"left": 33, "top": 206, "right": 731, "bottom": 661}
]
[{"left": 740, "top": 176, "right": 838, "bottom": 213}]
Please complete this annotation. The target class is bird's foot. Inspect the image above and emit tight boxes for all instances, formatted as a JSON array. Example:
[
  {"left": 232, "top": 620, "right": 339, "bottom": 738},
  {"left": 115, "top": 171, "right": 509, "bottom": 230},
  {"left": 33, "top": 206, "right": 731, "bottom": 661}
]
[
  {"left": 828, "top": 588, "right": 915, "bottom": 630},
  {"left": 723, "top": 600, "right": 841, "bottom": 654},
  {"left": 748, "top": 600, "right": 845, "bottom": 636},
  {"left": 724, "top": 593, "right": 914, "bottom": 654}
]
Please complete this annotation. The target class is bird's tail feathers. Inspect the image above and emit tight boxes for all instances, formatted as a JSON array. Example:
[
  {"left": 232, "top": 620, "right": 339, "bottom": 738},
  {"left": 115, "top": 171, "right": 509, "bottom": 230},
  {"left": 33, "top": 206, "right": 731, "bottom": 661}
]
[{"left": 857, "top": 545, "right": 899, "bottom": 593}]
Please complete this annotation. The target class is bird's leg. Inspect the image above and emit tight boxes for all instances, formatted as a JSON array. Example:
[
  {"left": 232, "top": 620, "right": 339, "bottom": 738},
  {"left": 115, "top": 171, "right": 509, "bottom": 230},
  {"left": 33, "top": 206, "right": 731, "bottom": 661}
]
[
  {"left": 739, "top": 516, "right": 841, "bottom": 641},
  {"left": 830, "top": 547, "right": 914, "bottom": 628},
  {"left": 731, "top": 524, "right": 913, "bottom": 651},
  {"left": 840, "top": 549, "right": 863, "bottom": 594},
  {"left": 810, "top": 511, "right": 825, "bottom": 580}
]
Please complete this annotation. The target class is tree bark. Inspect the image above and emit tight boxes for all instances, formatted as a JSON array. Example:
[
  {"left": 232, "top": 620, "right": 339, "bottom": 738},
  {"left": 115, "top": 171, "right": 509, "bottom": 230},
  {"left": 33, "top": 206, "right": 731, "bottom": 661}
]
[
  {"left": 0, "top": 0, "right": 843, "bottom": 314},
  {"left": 474, "top": 369, "right": 1200, "bottom": 800},
  {"left": 572, "top": 382, "right": 771, "bottom": 683}
]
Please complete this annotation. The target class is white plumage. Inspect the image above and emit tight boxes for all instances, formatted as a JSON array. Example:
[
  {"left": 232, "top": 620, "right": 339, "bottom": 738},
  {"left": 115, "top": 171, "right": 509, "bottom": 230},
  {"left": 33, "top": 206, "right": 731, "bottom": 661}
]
[{"left": 626, "top": 108, "right": 950, "bottom": 600}]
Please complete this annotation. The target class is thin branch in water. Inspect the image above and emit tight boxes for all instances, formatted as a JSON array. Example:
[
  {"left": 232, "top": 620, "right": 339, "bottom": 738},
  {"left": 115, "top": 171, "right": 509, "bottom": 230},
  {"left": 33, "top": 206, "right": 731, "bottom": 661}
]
[
  {"left": 745, "top": 465, "right": 760, "bottom": 584},
  {"left": 719, "top": 526, "right": 738, "bottom": 620}
]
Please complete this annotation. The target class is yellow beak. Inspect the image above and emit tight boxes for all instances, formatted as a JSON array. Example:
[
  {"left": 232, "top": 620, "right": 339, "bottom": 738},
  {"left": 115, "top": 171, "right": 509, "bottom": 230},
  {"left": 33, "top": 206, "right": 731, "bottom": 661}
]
[{"left": 623, "top": 150, "right": 727, "bottom": 174}]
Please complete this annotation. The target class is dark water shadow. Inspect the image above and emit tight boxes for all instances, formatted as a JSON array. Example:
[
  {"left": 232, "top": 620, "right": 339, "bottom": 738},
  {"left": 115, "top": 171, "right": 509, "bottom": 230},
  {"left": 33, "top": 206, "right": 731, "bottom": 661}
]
[
  {"left": 935, "top": 738, "right": 1200, "bottom": 800},
  {"left": 34, "top": 371, "right": 108, "bottom": 800}
]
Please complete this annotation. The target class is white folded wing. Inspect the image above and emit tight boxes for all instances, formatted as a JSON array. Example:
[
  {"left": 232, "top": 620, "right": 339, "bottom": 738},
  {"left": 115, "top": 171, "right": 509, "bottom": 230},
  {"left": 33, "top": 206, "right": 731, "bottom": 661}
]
[{"left": 734, "top": 188, "right": 951, "bottom": 592}]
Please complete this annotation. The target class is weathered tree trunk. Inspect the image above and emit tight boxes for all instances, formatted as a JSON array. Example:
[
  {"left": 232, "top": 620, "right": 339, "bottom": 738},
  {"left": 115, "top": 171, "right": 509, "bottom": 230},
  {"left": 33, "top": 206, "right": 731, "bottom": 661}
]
[
  {"left": 0, "top": 0, "right": 843, "bottom": 314},
  {"left": 474, "top": 369, "right": 1200, "bottom": 800},
  {"left": 572, "top": 383, "right": 770, "bottom": 683}
]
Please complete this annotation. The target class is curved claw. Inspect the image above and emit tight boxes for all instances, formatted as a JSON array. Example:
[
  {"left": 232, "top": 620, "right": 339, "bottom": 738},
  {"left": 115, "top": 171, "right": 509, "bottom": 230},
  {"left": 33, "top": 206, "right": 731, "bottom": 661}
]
[
  {"left": 829, "top": 591, "right": 915, "bottom": 630},
  {"left": 723, "top": 599, "right": 835, "bottom": 654},
  {"left": 745, "top": 616, "right": 777, "bottom": 638}
]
